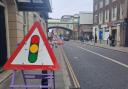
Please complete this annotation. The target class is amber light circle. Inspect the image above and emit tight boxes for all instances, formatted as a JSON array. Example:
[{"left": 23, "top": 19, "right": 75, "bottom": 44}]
[{"left": 29, "top": 44, "right": 39, "bottom": 53}]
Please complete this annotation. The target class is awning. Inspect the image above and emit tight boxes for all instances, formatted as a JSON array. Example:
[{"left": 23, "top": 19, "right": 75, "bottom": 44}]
[{"left": 16, "top": 0, "right": 52, "bottom": 12}]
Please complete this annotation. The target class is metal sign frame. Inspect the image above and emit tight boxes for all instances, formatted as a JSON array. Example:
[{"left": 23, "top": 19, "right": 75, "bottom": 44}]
[{"left": 10, "top": 70, "right": 55, "bottom": 89}]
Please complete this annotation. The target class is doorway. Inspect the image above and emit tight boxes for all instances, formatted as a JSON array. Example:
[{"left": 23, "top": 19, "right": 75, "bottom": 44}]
[
  {"left": 0, "top": 6, "right": 7, "bottom": 67},
  {"left": 111, "top": 29, "right": 117, "bottom": 46},
  {"left": 125, "top": 26, "right": 128, "bottom": 46}
]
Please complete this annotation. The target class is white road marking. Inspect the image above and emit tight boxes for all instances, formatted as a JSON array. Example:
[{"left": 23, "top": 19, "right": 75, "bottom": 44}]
[
  {"left": 74, "top": 57, "right": 79, "bottom": 59},
  {"left": 77, "top": 46, "right": 128, "bottom": 68}
]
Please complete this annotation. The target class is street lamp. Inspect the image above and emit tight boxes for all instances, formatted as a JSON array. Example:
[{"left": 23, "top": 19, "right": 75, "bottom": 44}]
[
  {"left": 78, "top": 16, "right": 80, "bottom": 40},
  {"left": 94, "top": 14, "right": 98, "bottom": 46}
]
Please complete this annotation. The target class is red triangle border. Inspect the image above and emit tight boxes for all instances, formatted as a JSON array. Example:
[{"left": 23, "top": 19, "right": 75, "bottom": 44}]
[{"left": 4, "top": 21, "right": 59, "bottom": 71}]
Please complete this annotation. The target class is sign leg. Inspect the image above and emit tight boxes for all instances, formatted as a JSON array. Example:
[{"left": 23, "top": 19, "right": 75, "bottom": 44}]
[
  {"left": 21, "top": 70, "right": 28, "bottom": 89},
  {"left": 52, "top": 71, "right": 55, "bottom": 89},
  {"left": 41, "top": 70, "right": 48, "bottom": 89},
  {"left": 10, "top": 70, "right": 16, "bottom": 89}
]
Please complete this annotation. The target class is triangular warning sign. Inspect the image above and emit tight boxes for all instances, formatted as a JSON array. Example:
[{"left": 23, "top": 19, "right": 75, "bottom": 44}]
[{"left": 4, "top": 21, "right": 59, "bottom": 70}]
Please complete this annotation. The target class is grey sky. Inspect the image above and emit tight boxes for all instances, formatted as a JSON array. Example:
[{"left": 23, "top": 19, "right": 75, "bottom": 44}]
[{"left": 49, "top": 0, "right": 93, "bottom": 19}]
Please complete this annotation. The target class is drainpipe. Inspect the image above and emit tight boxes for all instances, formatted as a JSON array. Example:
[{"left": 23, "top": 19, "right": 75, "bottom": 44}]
[
  {"left": 23, "top": 12, "right": 26, "bottom": 37},
  {"left": 78, "top": 16, "right": 80, "bottom": 40},
  {"left": 124, "top": 0, "right": 128, "bottom": 46}
]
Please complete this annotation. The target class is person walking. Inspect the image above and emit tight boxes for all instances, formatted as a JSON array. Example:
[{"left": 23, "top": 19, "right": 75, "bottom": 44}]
[
  {"left": 108, "top": 34, "right": 112, "bottom": 46},
  {"left": 95, "top": 34, "right": 97, "bottom": 43}
]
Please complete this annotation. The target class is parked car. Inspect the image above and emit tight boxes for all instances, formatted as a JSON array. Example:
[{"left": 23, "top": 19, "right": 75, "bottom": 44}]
[{"left": 64, "top": 36, "right": 70, "bottom": 41}]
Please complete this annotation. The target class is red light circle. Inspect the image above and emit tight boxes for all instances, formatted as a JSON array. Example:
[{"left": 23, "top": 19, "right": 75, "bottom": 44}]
[{"left": 31, "top": 35, "right": 39, "bottom": 43}]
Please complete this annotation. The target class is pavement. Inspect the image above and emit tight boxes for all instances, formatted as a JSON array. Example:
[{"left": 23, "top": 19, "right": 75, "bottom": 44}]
[
  {"left": 73, "top": 40, "right": 128, "bottom": 53},
  {"left": 0, "top": 45, "right": 73, "bottom": 89}
]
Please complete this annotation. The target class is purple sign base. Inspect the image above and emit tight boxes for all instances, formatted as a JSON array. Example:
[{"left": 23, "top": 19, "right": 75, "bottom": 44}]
[{"left": 10, "top": 70, "right": 54, "bottom": 89}]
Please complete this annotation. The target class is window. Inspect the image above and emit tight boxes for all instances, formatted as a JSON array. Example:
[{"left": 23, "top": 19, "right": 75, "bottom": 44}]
[
  {"left": 99, "top": 12, "right": 103, "bottom": 24},
  {"left": 99, "top": 1, "right": 103, "bottom": 8},
  {"left": 105, "top": 11, "right": 107, "bottom": 20},
  {"left": 120, "top": 3, "right": 124, "bottom": 19},
  {"left": 105, "top": 9, "right": 109, "bottom": 22},
  {"left": 94, "top": 4, "right": 98, "bottom": 11},
  {"left": 105, "top": 0, "right": 109, "bottom": 6},
  {"left": 111, "top": 5, "right": 117, "bottom": 21},
  {"left": 112, "top": 0, "right": 116, "bottom": 2},
  {"left": 94, "top": 14, "right": 98, "bottom": 23}
]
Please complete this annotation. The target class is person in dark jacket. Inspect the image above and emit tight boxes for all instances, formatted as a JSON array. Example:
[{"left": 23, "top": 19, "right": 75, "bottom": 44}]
[{"left": 108, "top": 34, "right": 112, "bottom": 46}]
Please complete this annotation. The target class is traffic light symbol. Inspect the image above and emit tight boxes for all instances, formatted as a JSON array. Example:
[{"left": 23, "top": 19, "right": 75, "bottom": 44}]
[{"left": 28, "top": 35, "right": 40, "bottom": 63}]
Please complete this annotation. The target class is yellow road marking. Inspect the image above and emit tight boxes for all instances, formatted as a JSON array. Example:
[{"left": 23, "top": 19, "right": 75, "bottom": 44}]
[{"left": 61, "top": 48, "right": 80, "bottom": 88}]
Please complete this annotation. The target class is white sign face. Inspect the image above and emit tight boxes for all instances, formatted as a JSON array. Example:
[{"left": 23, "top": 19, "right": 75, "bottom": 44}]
[{"left": 11, "top": 28, "right": 54, "bottom": 65}]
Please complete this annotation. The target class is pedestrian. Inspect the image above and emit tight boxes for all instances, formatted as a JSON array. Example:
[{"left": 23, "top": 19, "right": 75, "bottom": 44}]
[
  {"left": 89, "top": 34, "right": 93, "bottom": 42},
  {"left": 111, "top": 37, "right": 115, "bottom": 46},
  {"left": 99, "top": 33, "right": 102, "bottom": 44},
  {"left": 95, "top": 34, "right": 97, "bottom": 43},
  {"left": 108, "top": 34, "right": 112, "bottom": 46}
]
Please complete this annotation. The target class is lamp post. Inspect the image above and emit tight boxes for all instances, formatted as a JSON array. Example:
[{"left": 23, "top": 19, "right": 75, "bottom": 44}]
[
  {"left": 94, "top": 15, "right": 98, "bottom": 46},
  {"left": 73, "top": 17, "right": 75, "bottom": 40},
  {"left": 78, "top": 16, "right": 80, "bottom": 40}
]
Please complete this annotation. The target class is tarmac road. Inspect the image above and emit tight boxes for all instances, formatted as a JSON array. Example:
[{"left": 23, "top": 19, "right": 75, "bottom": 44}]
[{"left": 63, "top": 41, "right": 128, "bottom": 89}]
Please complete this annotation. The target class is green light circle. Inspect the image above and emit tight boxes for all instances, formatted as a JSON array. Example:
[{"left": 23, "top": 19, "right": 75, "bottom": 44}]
[{"left": 28, "top": 53, "right": 37, "bottom": 63}]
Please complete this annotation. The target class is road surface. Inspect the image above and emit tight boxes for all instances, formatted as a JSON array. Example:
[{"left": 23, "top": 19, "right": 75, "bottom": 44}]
[{"left": 63, "top": 41, "right": 128, "bottom": 89}]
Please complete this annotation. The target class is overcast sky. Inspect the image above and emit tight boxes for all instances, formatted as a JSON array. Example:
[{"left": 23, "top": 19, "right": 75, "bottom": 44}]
[{"left": 49, "top": 0, "right": 93, "bottom": 19}]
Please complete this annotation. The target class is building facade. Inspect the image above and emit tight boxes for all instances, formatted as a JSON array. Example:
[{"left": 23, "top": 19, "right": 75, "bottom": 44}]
[
  {"left": 48, "top": 19, "right": 64, "bottom": 37},
  {"left": 0, "top": 0, "right": 51, "bottom": 69},
  {"left": 61, "top": 15, "right": 79, "bottom": 40},
  {"left": 79, "top": 12, "right": 93, "bottom": 41},
  {"left": 72, "top": 14, "right": 79, "bottom": 40},
  {"left": 93, "top": 0, "right": 127, "bottom": 46},
  {"left": 48, "top": 14, "right": 79, "bottom": 40}
]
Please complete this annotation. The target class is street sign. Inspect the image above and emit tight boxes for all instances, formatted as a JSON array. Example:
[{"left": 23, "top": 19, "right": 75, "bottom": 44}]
[{"left": 4, "top": 21, "right": 59, "bottom": 70}]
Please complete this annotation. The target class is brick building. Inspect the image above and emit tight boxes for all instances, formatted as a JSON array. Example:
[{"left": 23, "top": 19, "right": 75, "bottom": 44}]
[{"left": 93, "top": 0, "right": 128, "bottom": 46}]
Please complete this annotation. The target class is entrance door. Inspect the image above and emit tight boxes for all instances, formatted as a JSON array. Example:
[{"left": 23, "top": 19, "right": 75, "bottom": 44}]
[
  {"left": 112, "top": 30, "right": 116, "bottom": 38},
  {"left": 0, "top": 6, "right": 7, "bottom": 67},
  {"left": 112, "top": 29, "right": 117, "bottom": 46}
]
